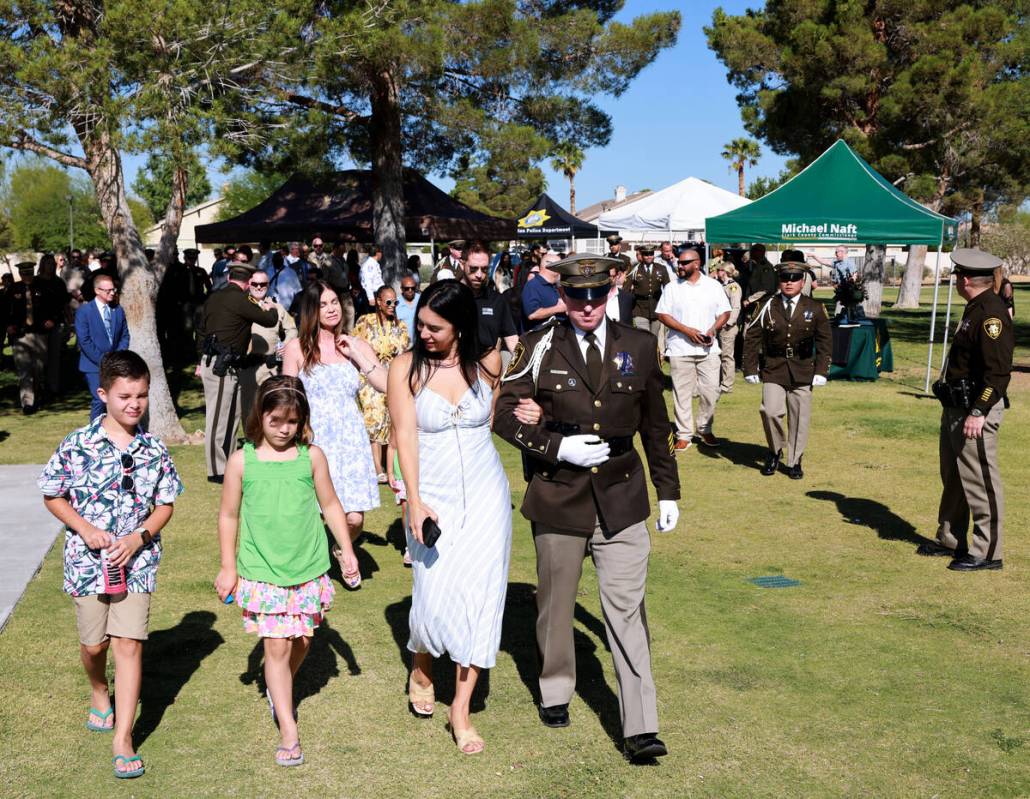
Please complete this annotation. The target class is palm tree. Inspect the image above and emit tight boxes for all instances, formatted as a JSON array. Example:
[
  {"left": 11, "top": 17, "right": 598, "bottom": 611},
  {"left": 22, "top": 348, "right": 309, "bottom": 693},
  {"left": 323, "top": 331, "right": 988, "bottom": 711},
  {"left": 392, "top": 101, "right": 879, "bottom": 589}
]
[
  {"left": 721, "top": 138, "right": 762, "bottom": 197},
  {"left": 550, "top": 143, "right": 585, "bottom": 215}
]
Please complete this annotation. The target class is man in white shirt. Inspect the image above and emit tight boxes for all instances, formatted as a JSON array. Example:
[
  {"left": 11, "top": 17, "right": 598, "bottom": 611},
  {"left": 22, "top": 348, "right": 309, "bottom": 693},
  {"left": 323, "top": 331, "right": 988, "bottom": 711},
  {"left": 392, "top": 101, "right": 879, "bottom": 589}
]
[
  {"left": 360, "top": 245, "right": 385, "bottom": 303},
  {"left": 656, "top": 249, "right": 731, "bottom": 449}
]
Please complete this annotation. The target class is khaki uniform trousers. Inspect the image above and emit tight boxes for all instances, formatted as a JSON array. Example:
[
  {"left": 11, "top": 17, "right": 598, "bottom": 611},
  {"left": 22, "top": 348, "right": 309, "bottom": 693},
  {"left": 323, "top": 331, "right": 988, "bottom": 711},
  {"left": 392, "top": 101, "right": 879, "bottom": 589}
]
[
  {"left": 534, "top": 518, "right": 658, "bottom": 738},
  {"left": 760, "top": 382, "right": 812, "bottom": 467},
  {"left": 200, "top": 359, "right": 242, "bottom": 479},
  {"left": 936, "top": 405, "right": 1005, "bottom": 560},
  {"left": 12, "top": 332, "right": 47, "bottom": 407},
  {"left": 633, "top": 316, "right": 666, "bottom": 354},
  {"left": 669, "top": 353, "right": 721, "bottom": 438},
  {"left": 717, "top": 324, "right": 737, "bottom": 392}
]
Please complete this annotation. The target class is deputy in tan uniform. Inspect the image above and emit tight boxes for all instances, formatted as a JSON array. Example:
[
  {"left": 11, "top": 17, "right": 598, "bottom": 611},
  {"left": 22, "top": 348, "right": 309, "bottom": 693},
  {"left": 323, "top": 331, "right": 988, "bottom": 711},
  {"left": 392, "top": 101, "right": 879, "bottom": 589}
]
[
  {"left": 628, "top": 245, "right": 670, "bottom": 335},
  {"left": 743, "top": 255, "right": 832, "bottom": 479},
  {"left": 197, "top": 263, "right": 278, "bottom": 482},
  {"left": 494, "top": 254, "right": 681, "bottom": 764},
  {"left": 714, "top": 259, "right": 742, "bottom": 393},
  {"left": 918, "top": 248, "right": 1014, "bottom": 571}
]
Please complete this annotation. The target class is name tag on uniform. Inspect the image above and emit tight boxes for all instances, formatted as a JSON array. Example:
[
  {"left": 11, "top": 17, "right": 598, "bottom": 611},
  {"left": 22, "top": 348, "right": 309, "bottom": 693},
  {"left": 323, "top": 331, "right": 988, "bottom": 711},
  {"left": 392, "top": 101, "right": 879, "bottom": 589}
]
[
  {"left": 549, "top": 369, "right": 568, "bottom": 375},
  {"left": 481, "top": 307, "right": 494, "bottom": 315}
]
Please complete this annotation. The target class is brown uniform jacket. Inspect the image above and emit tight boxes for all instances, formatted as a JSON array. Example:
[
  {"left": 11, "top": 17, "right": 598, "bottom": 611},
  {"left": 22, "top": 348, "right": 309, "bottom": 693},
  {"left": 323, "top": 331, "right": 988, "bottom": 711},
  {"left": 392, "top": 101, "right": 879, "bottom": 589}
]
[
  {"left": 494, "top": 319, "right": 680, "bottom": 534},
  {"left": 198, "top": 283, "right": 278, "bottom": 355},
  {"left": 743, "top": 293, "right": 831, "bottom": 387},
  {"left": 944, "top": 289, "right": 1014, "bottom": 413},
  {"left": 628, "top": 262, "right": 670, "bottom": 321}
]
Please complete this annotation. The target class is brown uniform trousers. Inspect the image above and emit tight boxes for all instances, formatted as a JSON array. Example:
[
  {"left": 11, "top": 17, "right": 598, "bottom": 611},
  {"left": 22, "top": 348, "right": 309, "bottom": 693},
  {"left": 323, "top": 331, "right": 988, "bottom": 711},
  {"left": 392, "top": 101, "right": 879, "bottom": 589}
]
[
  {"left": 495, "top": 320, "right": 680, "bottom": 737},
  {"left": 743, "top": 294, "right": 831, "bottom": 467},
  {"left": 934, "top": 290, "right": 1013, "bottom": 560}
]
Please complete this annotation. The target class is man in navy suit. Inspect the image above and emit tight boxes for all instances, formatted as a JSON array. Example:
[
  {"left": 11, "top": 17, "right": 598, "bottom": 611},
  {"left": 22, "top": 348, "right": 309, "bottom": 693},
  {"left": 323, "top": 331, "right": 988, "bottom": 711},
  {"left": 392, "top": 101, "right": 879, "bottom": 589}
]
[{"left": 75, "top": 273, "right": 130, "bottom": 419}]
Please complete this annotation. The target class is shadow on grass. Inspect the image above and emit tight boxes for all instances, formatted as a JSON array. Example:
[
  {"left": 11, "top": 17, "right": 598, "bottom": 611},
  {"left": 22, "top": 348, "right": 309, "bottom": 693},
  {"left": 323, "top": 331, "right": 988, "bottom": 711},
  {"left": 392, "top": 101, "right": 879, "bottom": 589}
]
[
  {"left": 134, "top": 610, "right": 224, "bottom": 747},
  {"left": 695, "top": 438, "right": 771, "bottom": 471},
  {"left": 239, "top": 619, "right": 361, "bottom": 712},
  {"left": 806, "top": 490, "right": 934, "bottom": 547},
  {"left": 323, "top": 529, "right": 382, "bottom": 585},
  {"left": 384, "top": 582, "right": 622, "bottom": 751}
]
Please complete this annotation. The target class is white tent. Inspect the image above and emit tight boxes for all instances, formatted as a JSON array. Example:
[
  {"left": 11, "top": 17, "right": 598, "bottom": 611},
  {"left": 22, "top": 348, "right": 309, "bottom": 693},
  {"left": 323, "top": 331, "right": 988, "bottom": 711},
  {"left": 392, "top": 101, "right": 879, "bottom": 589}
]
[{"left": 597, "top": 176, "right": 751, "bottom": 241}]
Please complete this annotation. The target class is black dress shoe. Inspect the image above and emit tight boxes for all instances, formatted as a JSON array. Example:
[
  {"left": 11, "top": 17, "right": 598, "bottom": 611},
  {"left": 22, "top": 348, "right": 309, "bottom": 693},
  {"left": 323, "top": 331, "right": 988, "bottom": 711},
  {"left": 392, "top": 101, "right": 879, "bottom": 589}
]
[
  {"left": 787, "top": 458, "right": 803, "bottom": 480},
  {"left": 948, "top": 554, "right": 1002, "bottom": 572},
  {"left": 538, "top": 703, "right": 570, "bottom": 728},
  {"left": 624, "top": 733, "right": 668, "bottom": 763},
  {"left": 22, "top": 403, "right": 36, "bottom": 416},
  {"left": 916, "top": 541, "right": 954, "bottom": 557},
  {"left": 760, "top": 450, "right": 781, "bottom": 476}
]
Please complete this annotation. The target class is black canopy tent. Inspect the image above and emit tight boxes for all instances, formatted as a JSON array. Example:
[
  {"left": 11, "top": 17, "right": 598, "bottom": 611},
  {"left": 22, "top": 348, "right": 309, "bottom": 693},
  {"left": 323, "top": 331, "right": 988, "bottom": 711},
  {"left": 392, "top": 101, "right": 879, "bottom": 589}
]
[
  {"left": 195, "top": 169, "right": 515, "bottom": 244},
  {"left": 515, "top": 192, "right": 616, "bottom": 241}
]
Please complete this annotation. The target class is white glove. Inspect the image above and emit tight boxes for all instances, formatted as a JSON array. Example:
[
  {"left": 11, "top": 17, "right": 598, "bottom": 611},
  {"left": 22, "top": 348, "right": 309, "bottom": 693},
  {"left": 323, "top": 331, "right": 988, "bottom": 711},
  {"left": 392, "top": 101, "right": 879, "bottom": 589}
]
[
  {"left": 745, "top": 375, "right": 760, "bottom": 384},
  {"left": 812, "top": 375, "right": 827, "bottom": 387},
  {"left": 557, "top": 435, "right": 610, "bottom": 467},
  {"left": 656, "top": 500, "right": 679, "bottom": 533}
]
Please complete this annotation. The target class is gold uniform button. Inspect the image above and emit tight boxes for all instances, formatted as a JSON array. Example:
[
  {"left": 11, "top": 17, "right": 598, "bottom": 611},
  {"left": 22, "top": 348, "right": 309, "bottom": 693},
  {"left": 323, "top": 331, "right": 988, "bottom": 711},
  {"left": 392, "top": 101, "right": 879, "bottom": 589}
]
[
  {"left": 593, "top": 400, "right": 601, "bottom": 408},
  {"left": 592, "top": 423, "right": 600, "bottom": 431},
  {"left": 590, "top": 466, "right": 598, "bottom": 474}
]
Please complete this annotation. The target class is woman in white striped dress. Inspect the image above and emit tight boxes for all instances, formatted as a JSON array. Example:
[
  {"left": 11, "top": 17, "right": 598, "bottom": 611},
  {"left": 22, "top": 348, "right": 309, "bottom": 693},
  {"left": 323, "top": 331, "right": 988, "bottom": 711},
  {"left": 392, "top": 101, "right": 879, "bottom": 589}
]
[{"left": 387, "top": 279, "right": 511, "bottom": 755}]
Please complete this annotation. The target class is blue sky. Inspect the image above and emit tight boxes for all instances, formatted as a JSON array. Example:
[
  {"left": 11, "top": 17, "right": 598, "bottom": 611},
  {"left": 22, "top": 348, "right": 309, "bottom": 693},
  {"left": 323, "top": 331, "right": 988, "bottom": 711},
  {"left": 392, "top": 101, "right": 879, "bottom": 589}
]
[{"left": 119, "top": 1, "right": 786, "bottom": 210}]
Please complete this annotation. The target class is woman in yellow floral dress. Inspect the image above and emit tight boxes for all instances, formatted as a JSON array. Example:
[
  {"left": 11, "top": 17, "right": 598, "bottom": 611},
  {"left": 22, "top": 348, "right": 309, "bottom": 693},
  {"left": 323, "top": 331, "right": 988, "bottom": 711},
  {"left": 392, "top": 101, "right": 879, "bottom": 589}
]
[{"left": 353, "top": 286, "right": 411, "bottom": 480}]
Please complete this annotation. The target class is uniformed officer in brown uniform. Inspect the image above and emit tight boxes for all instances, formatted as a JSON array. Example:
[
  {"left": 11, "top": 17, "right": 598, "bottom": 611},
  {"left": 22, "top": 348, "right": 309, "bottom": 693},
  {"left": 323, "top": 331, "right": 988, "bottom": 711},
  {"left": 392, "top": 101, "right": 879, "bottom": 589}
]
[
  {"left": 918, "top": 248, "right": 1014, "bottom": 571},
  {"left": 494, "top": 253, "right": 680, "bottom": 764},
  {"left": 627, "top": 245, "right": 671, "bottom": 336},
  {"left": 7, "top": 261, "right": 65, "bottom": 413},
  {"left": 197, "top": 263, "right": 278, "bottom": 482},
  {"left": 743, "top": 255, "right": 832, "bottom": 479},
  {"left": 606, "top": 234, "right": 632, "bottom": 270}
]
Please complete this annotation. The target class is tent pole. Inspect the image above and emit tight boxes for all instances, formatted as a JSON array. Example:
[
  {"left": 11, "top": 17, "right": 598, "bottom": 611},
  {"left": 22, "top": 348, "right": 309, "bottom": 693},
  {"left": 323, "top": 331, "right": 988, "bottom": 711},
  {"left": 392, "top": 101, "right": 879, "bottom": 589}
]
[
  {"left": 940, "top": 268, "right": 956, "bottom": 371},
  {"left": 923, "top": 231, "right": 945, "bottom": 392}
]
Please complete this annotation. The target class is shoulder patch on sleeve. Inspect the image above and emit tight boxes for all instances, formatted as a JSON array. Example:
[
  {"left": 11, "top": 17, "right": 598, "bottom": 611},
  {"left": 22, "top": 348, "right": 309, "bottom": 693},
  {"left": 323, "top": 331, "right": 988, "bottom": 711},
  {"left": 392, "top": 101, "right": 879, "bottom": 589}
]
[
  {"left": 984, "top": 317, "right": 1003, "bottom": 340},
  {"left": 504, "top": 342, "right": 526, "bottom": 379}
]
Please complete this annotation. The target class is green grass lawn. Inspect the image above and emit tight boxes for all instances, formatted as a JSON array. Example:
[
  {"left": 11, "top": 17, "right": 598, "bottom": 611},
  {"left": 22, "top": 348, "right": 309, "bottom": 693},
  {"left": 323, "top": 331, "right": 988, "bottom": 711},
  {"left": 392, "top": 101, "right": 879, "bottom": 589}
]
[{"left": 1, "top": 287, "right": 1029, "bottom": 797}]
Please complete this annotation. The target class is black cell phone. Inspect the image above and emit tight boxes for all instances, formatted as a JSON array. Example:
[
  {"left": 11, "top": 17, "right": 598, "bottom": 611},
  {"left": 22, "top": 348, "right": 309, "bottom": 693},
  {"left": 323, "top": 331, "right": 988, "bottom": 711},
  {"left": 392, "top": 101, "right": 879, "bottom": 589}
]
[{"left": 422, "top": 518, "right": 442, "bottom": 548}]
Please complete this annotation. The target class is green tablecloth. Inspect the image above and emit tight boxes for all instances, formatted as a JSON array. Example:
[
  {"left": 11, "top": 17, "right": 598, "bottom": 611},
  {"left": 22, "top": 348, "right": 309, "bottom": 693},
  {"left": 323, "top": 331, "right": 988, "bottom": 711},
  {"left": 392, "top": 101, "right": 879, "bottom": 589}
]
[{"left": 829, "top": 319, "right": 894, "bottom": 381}]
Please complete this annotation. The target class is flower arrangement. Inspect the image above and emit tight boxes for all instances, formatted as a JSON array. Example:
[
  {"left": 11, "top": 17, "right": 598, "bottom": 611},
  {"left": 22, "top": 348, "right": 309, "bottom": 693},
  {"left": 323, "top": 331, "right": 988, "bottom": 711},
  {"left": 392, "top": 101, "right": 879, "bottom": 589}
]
[{"left": 833, "top": 273, "right": 868, "bottom": 322}]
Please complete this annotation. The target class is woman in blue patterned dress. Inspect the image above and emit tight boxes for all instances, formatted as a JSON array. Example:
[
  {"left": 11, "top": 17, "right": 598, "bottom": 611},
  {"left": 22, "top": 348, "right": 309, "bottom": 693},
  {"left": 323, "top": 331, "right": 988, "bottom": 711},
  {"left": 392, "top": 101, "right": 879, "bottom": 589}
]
[{"left": 282, "top": 281, "right": 388, "bottom": 588}]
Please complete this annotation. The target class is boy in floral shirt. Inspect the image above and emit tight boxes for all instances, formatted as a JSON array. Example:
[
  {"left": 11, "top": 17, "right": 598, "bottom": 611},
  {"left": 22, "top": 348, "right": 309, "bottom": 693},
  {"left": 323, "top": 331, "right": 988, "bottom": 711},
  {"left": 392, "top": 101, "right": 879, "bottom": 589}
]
[{"left": 39, "top": 350, "right": 183, "bottom": 780}]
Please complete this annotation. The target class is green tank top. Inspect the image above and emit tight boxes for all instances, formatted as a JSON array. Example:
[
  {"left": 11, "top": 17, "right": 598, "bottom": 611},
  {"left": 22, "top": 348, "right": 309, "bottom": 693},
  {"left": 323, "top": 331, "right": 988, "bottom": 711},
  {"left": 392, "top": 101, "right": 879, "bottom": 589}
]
[{"left": 237, "top": 443, "right": 330, "bottom": 586}]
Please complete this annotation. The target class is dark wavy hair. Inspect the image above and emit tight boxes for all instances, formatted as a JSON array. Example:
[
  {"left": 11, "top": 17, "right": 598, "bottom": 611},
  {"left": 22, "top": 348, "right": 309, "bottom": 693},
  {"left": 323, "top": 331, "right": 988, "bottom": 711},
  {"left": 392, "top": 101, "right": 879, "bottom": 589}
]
[
  {"left": 407, "top": 279, "right": 494, "bottom": 394},
  {"left": 297, "top": 280, "right": 353, "bottom": 373}
]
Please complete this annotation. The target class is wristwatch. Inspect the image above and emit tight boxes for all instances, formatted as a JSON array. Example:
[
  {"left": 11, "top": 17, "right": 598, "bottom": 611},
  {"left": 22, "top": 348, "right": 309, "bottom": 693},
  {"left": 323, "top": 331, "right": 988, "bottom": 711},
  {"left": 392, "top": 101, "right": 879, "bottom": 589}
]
[
  {"left": 969, "top": 408, "right": 984, "bottom": 418},
  {"left": 137, "top": 527, "right": 154, "bottom": 546}
]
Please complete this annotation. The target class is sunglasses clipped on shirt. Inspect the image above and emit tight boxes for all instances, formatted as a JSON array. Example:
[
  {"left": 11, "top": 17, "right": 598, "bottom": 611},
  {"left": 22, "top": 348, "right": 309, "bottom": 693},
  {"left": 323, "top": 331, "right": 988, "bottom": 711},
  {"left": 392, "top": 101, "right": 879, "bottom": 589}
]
[{"left": 120, "top": 452, "right": 134, "bottom": 491}]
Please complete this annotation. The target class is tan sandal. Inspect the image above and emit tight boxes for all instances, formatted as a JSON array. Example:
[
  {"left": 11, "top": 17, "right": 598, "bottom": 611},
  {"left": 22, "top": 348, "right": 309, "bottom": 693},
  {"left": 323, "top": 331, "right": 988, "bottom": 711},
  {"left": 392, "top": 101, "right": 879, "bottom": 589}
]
[
  {"left": 450, "top": 724, "right": 485, "bottom": 755},
  {"left": 408, "top": 672, "right": 434, "bottom": 718}
]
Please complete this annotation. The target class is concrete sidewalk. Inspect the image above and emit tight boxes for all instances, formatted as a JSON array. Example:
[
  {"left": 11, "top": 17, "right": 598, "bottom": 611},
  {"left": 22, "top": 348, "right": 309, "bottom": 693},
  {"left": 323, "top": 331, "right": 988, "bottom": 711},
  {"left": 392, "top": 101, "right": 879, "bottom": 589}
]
[{"left": 0, "top": 464, "right": 60, "bottom": 632}]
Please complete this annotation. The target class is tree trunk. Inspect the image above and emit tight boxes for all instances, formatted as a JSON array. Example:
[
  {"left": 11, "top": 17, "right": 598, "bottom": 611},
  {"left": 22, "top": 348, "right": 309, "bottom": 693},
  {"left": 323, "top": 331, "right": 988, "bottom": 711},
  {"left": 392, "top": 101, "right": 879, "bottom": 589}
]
[
  {"left": 895, "top": 245, "right": 927, "bottom": 308},
  {"left": 970, "top": 193, "right": 983, "bottom": 247},
  {"left": 569, "top": 174, "right": 576, "bottom": 216},
  {"left": 82, "top": 131, "right": 186, "bottom": 442},
  {"left": 370, "top": 69, "right": 406, "bottom": 288},
  {"left": 737, "top": 165, "right": 745, "bottom": 197},
  {"left": 860, "top": 244, "right": 886, "bottom": 317}
]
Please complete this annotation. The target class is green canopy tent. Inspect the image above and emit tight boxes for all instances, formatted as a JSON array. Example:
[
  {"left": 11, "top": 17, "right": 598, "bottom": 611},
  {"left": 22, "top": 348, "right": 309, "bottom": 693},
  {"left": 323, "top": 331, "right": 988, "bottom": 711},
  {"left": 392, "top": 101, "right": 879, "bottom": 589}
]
[{"left": 705, "top": 139, "right": 958, "bottom": 390}]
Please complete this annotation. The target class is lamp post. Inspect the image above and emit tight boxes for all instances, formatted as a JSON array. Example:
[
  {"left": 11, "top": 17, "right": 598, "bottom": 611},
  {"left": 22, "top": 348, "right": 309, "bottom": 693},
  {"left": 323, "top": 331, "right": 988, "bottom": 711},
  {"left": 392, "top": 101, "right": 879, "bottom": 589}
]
[{"left": 66, "top": 194, "right": 74, "bottom": 251}]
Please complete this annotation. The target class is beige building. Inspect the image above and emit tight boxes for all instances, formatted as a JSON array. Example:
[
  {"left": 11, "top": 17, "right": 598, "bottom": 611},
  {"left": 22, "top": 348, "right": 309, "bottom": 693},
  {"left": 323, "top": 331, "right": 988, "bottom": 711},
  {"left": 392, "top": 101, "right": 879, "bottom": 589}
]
[{"left": 143, "top": 196, "right": 224, "bottom": 271}]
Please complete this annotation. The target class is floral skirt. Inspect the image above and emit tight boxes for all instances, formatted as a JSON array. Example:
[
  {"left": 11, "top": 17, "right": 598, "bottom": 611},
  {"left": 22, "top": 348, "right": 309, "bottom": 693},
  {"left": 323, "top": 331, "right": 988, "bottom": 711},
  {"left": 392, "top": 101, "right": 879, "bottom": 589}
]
[{"left": 237, "top": 574, "right": 334, "bottom": 638}]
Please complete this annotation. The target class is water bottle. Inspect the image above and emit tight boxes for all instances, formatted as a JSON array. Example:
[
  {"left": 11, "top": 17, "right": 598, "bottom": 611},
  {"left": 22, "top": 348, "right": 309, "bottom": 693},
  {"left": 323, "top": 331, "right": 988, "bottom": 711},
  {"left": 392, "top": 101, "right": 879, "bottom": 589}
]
[{"left": 101, "top": 545, "right": 127, "bottom": 595}]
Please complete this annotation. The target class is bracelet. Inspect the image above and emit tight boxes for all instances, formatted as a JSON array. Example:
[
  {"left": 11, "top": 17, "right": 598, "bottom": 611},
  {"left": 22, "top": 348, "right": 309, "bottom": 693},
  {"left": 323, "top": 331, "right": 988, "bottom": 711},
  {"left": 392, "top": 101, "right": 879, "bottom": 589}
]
[{"left": 361, "top": 363, "right": 378, "bottom": 376}]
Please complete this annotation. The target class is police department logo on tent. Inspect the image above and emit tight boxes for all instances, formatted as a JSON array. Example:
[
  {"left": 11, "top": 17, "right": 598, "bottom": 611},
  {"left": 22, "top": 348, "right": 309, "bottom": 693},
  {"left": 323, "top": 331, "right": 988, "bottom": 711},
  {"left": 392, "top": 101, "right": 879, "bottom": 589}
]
[{"left": 518, "top": 208, "right": 551, "bottom": 229}]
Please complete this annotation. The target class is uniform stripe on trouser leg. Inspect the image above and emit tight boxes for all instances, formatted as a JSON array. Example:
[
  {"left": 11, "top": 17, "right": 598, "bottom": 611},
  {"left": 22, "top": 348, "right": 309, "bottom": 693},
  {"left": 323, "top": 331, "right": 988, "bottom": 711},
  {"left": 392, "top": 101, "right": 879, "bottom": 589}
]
[
  {"left": 209, "top": 372, "right": 225, "bottom": 478},
  {"left": 221, "top": 377, "right": 239, "bottom": 461},
  {"left": 975, "top": 435, "right": 1000, "bottom": 560}
]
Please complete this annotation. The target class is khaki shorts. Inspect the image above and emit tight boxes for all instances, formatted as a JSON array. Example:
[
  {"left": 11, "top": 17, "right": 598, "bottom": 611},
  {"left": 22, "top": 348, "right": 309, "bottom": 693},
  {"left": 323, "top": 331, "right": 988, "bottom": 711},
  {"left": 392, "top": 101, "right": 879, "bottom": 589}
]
[{"left": 73, "top": 593, "right": 151, "bottom": 645}]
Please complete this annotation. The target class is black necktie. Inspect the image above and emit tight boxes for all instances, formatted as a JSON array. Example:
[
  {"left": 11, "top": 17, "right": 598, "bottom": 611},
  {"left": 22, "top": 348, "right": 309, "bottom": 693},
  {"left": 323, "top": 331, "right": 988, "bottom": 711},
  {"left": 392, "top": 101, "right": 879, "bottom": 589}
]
[{"left": 585, "top": 332, "right": 602, "bottom": 388}]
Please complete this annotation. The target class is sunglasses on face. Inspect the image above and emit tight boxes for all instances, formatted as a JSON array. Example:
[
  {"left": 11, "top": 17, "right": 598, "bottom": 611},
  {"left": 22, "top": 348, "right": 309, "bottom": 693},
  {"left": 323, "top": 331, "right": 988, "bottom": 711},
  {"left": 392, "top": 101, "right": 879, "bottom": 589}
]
[
  {"left": 401, "top": 286, "right": 416, "bottom": 292},
  {"left": 120, "top": 452, "right": 134, "bottom": 491},
  {"left": 250, "top": 282, "right": 269, "bottom": 289},
  {"left": 677, "top": 259, "right": 699, "bottom": 266},
  {"left": 382, "top": 299, "right": 397, "bottom": 307},
  {"left": 467, "top": 267, "right": 489, "bottom": 274},
  {"left": 779, "top": 273, "right": 804, "bottom": 282}
]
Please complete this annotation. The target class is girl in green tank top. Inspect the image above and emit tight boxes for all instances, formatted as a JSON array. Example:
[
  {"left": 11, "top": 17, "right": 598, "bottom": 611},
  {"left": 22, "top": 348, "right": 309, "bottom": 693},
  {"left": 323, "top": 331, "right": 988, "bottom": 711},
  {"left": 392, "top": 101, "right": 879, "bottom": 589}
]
[{"left": 214, "top": 376, "right": 360, "bottom": 769}]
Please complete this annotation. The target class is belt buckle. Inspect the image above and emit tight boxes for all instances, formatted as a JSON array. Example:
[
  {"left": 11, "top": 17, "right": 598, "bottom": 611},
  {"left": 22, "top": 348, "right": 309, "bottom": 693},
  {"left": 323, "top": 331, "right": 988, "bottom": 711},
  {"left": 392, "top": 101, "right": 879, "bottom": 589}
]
[{"left": 785, "top": 346, "right": 795, "bottom": 358}]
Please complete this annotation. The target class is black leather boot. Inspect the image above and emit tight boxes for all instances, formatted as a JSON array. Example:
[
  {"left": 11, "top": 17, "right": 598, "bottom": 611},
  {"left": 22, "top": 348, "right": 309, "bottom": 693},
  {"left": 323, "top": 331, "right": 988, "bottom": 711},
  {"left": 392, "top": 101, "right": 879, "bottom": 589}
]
[{"left": 761, "top": 449, "right": 781, "bottom": 476}]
